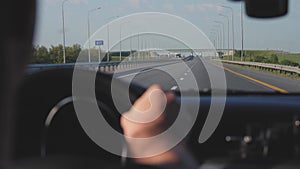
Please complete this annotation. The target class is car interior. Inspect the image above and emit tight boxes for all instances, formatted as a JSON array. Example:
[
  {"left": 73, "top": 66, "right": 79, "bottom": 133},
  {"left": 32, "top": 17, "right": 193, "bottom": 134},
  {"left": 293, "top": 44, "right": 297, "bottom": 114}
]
[{"left": 0, "top": 0, "right": 299, "bottom": 169}]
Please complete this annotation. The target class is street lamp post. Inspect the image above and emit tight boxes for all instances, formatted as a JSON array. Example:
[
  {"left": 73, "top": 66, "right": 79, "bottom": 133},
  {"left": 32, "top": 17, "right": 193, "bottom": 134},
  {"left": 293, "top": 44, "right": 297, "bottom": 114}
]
[
  {"left": 220, "top": 5, "right": 235, "bottom": 60},
  {"left": 61, "top": 0, "right": 69, "bottom": 64},
  {"left": 141, "top": 34, "right": 144, "bottom": 60},
  {"left": 212, "top": 29, "right": 221, "bottom": 57},
  {"left": 214, "top": 21, "right": 225, "bottom": 52},
  {"left": 241, "top": 3, "right": 244, "bottom": 61},
  {"left": 119, "top": 21, "right": 131, "bottom": 61},
  {"left": 106, "top": 16, "right": 119, "bottom": 62},
  {"left": 87, "top": 7, "right": 101, "bottom": 63},
  {"left": 210, "top": 32, "right": 219, "bottom": 56},
  {"left": 98, "top": 45, "right": 101, "bottom": 63},
  {"left": 210, "top": 32, "right": 217, "bottom": 49},
  {"left": 138, "top": 32, "right": 140, "bottom": 59},
  {"left": 219, "top": 14, "right": 230, "bottom": 60},
  {"left": 211, "top": 28, "right": 221, "bottom": 50},
  {"left": 212, "top": 26, "right": 223, "bottom": 58},
  {"left": 130, "top": 31, "right": 132, "bottom": 60}
]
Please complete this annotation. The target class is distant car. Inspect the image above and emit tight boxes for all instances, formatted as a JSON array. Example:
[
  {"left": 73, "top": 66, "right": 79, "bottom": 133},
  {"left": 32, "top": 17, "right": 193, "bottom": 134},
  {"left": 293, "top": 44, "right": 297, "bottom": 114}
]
[{"left": 176, "top": 53, "right": 182, "bottom": 58}]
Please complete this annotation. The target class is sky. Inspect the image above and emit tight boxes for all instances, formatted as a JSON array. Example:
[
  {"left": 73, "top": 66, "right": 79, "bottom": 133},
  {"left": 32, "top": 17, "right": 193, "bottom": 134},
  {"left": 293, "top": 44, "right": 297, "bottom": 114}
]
[{"left": 34, "top": 0, "right": 300, "bottom": 53}]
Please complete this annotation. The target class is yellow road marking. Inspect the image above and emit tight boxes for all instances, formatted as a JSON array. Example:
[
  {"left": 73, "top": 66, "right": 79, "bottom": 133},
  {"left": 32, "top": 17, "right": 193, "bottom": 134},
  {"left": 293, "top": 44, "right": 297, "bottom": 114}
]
[{"left": 210, "top": 61, "right": 289, "bottom": 94}]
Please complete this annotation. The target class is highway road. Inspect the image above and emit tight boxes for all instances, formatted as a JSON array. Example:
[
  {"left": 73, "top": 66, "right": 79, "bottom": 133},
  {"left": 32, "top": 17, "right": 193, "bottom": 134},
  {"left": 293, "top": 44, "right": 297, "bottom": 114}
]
[{"left": 114, "top": 57, "right": 300, "bottom": 94}]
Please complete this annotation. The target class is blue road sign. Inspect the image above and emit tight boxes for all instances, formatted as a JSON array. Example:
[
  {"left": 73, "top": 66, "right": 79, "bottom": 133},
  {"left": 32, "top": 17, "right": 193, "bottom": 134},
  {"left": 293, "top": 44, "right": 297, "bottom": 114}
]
[{"left": 95, "top": 40, "right": 104, "bottom": 46}]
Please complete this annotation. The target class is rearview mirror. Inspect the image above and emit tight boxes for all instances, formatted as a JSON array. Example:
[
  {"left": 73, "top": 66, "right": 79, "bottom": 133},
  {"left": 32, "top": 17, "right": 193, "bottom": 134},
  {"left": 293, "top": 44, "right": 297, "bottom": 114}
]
[{"left": 245, "top": 0, "right": 288, "bottom": 18}]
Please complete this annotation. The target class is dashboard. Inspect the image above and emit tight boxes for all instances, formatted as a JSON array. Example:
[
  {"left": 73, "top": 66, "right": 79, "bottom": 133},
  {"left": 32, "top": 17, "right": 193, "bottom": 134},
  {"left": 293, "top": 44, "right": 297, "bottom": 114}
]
[{"left": 13, "top": 68, "right": 300, "bottom": 169}]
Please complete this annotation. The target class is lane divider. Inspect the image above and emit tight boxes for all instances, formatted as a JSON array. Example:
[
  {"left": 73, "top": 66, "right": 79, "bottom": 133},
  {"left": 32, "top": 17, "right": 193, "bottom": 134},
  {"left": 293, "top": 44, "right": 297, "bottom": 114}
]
[
  {"left": 210, "top": 61, "right": 289, "bottom": 94},
  {"left": 171, "top": 86, "right": 178, "bottom": 90},
  {"left": 117, "top": 68, "right": 153, "bottom": 79},
  {"left": 116, "top": 61, "right": 182, "bottom": 79}
]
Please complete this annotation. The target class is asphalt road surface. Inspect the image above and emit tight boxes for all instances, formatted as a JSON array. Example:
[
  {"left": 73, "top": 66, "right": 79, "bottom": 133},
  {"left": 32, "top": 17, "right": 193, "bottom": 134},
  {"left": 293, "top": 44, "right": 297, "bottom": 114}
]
[{"left": 113, "top": 57, "right": 300, "bottom": 94}]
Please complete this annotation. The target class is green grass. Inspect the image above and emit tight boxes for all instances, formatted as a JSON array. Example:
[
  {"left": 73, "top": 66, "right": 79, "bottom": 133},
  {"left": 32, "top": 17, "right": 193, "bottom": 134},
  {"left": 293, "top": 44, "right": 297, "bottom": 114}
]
[
  {"left": 222, "top": 55, "right": 244, "bottom": 61},
  {"left": 277, "top": 54, "right": 300, "bottom": 64},
  {"left": 222, "top": 50, "right": 300, "bottom": 65}
]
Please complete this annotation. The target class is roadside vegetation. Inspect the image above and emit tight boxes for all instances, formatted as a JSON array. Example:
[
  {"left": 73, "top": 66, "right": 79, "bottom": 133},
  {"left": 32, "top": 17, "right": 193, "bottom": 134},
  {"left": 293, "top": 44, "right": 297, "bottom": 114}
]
[
  {"left": 30, "top": 44, "right": 155, "bottom": 64},
  {"left": 31, "top": 44, "right": 82, "bottom": 64},
  {"left": 31, "top": 44, "right": 127, "bottom": 64},
  {"left": 222, "top": 50, "right": 300, "bottom": 67},
  {"left": 221, "top": 50, "right": 300, "bottom": 79},
  {"left": 31, "top": 44, "right": 166, "bottom": 64}
]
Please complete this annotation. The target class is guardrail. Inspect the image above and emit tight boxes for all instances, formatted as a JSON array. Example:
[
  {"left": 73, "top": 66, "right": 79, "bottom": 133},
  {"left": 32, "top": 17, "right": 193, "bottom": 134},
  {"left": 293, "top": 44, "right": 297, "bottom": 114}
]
[
  {"left": 27, "top": 59, "right": 179, "bottom": 73},
  {"left": 221, "top": 60, "right": 300, "bottom": 76}
]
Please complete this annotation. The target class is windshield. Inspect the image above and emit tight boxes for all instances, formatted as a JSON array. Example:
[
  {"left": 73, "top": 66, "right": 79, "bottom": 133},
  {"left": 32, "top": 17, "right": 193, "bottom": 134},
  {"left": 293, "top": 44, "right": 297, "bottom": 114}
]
[{"left": 33, "top": 0, "right": 300, "bottom": 94}]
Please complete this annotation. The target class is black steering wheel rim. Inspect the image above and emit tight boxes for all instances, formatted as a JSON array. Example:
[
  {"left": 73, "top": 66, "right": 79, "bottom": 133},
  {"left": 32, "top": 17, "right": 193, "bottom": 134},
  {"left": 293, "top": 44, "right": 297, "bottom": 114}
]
[{"left": 15, "top": 67, "right": 146, "bottom": 158}]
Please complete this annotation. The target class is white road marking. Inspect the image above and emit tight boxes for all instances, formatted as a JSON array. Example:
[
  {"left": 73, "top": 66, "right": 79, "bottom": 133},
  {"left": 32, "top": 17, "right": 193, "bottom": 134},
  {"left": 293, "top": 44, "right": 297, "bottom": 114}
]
[
  {"left": 180, "top": 78, "right": 184, "bottom": 81},
  {"left": 190, "top": 62, "right": 197, "bottom": 70},
  {"left": 117, "top": 61, "right": 182, "bottom": 79},
  {"left": 171, "top": 86, "right": 178, "bottom": 90},
  {"left": 117, "top": 72, "right": 139, "bottom": 78},
  {"left": 117, "top": 69, "right": 153, "bottom": 79}
]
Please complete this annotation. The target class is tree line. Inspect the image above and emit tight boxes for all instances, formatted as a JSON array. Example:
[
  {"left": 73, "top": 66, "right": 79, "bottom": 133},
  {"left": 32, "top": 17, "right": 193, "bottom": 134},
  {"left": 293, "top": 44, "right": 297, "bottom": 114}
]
[
  {"left": 31, "top": 44, "right": 82, "bottom": 64},
  {"left": 30, "top": 44, "right": 114, "bottom": 64},
  {"left": 249, "top": 54, "right": 299, "bottom": 67},
  {"left": 232, "top": 50, "right": 300, "bottom": 67}
]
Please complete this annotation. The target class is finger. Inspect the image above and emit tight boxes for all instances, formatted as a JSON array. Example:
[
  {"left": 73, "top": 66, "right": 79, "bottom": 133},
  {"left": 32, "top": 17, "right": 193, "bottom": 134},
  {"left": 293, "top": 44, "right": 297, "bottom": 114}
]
[
  {"left": 165, "top": 92, "right": 176, "bottom": 104},
  {"left": 123, "top": 85, "right": 167, "bottom": 123},
  {"left": 133, "top": 84, "right": 164, "bottom": 112}
]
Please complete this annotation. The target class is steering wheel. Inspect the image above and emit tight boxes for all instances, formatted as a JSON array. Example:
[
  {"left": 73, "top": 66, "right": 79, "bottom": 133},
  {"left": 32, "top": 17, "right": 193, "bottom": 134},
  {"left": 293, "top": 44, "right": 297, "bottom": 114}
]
[{"left": 15, "top": 67, "right": 146, "bottom": 159}]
